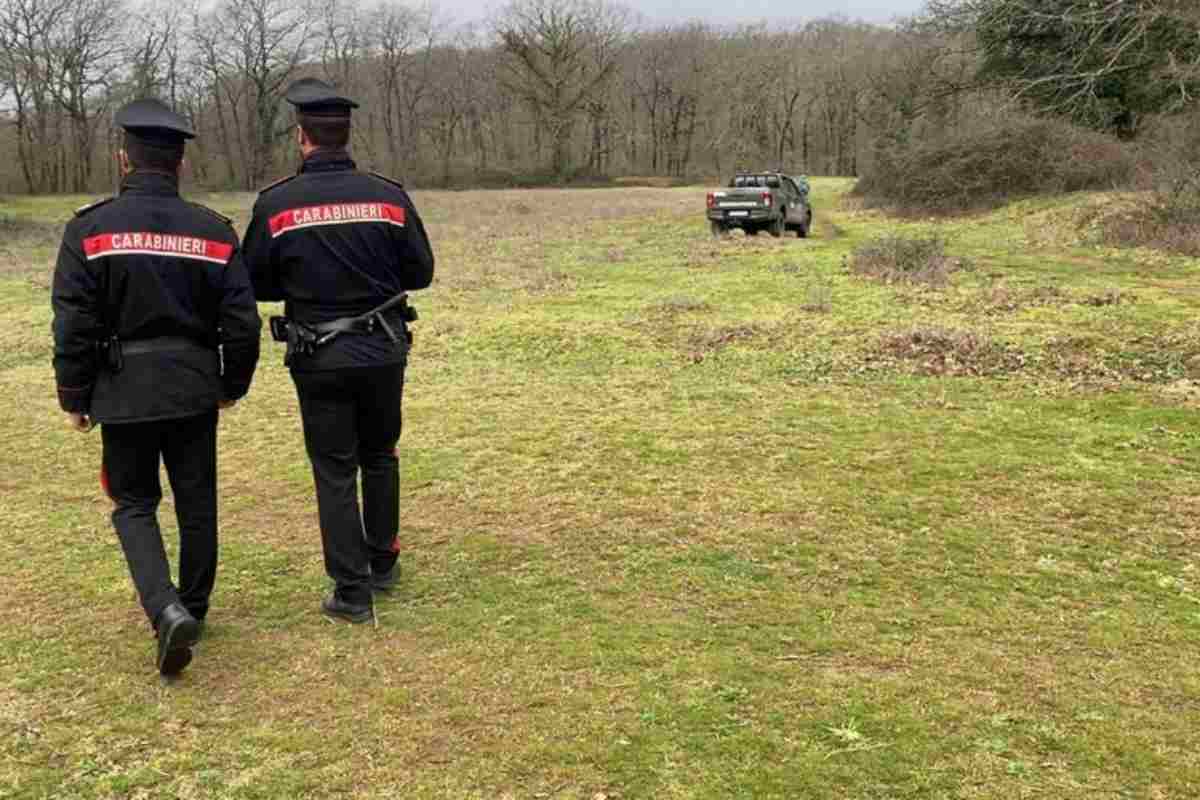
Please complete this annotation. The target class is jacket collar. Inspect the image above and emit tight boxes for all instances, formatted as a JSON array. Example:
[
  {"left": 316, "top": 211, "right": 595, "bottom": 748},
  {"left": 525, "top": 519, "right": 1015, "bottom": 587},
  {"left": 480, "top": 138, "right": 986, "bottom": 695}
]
[
  {"left": 119, "top": 170, "right": 180, "bottom": 196},
  {"left": 299, "top": 149, "right": 356, "bottom": 174}
]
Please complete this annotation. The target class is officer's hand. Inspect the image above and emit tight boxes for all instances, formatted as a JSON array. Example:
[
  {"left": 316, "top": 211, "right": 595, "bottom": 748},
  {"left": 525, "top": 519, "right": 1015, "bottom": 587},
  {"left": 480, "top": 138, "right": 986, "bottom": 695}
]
[
  {"left": 218, "top": 398, "right": 238, "bottom": 410},
  {"left": 67, "top": 412, "right": 93, "bottom": 433}
]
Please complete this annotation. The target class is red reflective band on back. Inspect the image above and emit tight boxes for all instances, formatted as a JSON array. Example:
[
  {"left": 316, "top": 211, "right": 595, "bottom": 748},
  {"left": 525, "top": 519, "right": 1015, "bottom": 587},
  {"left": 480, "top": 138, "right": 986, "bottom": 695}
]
[
  {"left": 268, "top": 202, "right": 407, "bottom": 238},
  {"left": 82, "top": 233, "right": 234, "bottom": 265}
]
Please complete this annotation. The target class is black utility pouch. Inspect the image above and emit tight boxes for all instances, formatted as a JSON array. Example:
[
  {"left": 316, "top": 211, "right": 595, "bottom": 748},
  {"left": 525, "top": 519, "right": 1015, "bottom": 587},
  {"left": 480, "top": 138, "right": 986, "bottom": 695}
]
[
  {"left": 282, "top": 321, "right": 319, "bottom": 368},
  {"left": 97, "top": 336, "right": 123, "bottom": 373},
  {"left": 269, "top": 316, "right": 289, "bottom": 342}
]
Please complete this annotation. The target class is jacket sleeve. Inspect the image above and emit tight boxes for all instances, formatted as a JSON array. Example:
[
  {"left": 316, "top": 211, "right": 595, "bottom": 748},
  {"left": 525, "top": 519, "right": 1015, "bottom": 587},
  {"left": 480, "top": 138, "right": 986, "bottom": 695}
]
[
  {"left": 396, "top": 193, "right": 435, "bottom": 290},
  {"left": 51, "top": 224, "right": 102, "bottom": 413},
  {"left": 243, "top": 198, "right": 283, "bottom": 302},
  {"left": 218, "top": 244, "right": 262, "bottom": 400}
]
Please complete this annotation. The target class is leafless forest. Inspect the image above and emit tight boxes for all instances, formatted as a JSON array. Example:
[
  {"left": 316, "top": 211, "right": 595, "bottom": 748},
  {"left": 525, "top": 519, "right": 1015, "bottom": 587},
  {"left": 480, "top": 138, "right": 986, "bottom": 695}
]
[{"left": 0, "top": 0, "right": 1197, "bottom": 194}]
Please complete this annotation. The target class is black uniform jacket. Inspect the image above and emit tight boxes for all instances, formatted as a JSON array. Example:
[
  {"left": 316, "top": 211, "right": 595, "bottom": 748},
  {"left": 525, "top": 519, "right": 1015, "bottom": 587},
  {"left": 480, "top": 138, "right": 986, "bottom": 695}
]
[
  {"left": 243, "top": 150, "right": 435, "bottom": 372},
  {"left": 52, "top": 171, "right": 262, "bottom": 423}
]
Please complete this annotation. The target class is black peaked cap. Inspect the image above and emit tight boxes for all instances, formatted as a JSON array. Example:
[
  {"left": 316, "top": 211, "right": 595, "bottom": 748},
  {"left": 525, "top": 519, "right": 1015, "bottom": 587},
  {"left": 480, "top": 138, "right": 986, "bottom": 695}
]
[
  {"left": 286, "top": 78, "right": 359, "bottom": 116},
  {"left": 115, "top": 98, "right": 195, "bottom": 142}
]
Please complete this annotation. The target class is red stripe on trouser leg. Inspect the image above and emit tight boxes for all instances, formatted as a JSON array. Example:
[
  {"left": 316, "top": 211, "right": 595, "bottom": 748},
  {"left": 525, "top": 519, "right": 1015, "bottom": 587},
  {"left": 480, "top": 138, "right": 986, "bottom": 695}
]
[
  {"left": 100, "top": 464, "right": 114, "bottom": 502},
  {"left": 391, "top": 448, "right": 400, "bottom": 552}
]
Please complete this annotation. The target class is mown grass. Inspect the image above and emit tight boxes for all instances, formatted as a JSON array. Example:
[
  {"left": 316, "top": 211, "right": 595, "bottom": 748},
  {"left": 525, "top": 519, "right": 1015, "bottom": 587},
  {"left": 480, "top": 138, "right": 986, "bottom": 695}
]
[{"left": 1, "top": 180, "right": 1198, "bottom": 799}]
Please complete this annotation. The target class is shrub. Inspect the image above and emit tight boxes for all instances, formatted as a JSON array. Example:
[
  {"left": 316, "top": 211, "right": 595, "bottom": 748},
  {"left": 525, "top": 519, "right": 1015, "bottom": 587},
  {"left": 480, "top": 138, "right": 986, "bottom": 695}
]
[
  {"left": 1078, "top": 289, "right": 1134, "bottom": 307},
  {"left": 1099, "top": 112, "right": 1200, "bottom": 256},
  {"left": 801, "top": 279, "right": 834, "bottom": 313},
  {"left": 854, "top": 114, "right": 1135, "bottom": 215},
  {"left": 848, "top": 235, "right": 968, "bottom": 287}
]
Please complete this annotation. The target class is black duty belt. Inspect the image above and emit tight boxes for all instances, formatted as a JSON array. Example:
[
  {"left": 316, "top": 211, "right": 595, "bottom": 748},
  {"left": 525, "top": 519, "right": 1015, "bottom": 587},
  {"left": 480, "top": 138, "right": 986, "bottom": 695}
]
[
  {"left": 120, "top": 337, "right": 214, "bottom": 356},
  {"left": 98, "top": 335, "right": 214, "bottom": 372},
  {"left": 269, "top": 293, "right": 417, "bottom": 367}
]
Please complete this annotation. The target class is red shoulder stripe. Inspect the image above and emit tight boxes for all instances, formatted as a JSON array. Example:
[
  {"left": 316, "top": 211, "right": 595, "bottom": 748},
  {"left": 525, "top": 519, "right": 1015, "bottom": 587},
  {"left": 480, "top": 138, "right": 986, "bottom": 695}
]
[
  {"left": 82, "top": 232, "right": 233, "bottom": 264},
  {"left": 268, "top": 202, "right": 406, "bottom": 238}
]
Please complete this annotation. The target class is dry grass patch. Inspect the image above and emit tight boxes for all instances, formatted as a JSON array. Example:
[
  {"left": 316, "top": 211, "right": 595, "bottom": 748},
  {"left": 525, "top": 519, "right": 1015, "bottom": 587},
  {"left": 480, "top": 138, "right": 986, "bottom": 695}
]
[
  {"left": 629, "top": 299, "right": 821, "bottom": 361},
  {"left": 800, "top": 279, "right": 834, "bottom": 313},
  {"left": 1039, "top": 333, "right": 1199, "bottom": 384},
  {"left": 648, "top": 296, "right": 712, "bottom": 317},
  {"left": 604, "top": 247, "right": 627, "bottom": 263},
  {"left": 520, "top": 268, "right": 577, "bottom": 294},
  {"left": 964, "top": 284, "right": 1136, "bottom": 315},
  {"left": 1078, "top": 288, "right": 1135, "bottom": 307},
  {"left": 0, "top": 215, "right": 60, "bottom": 278},
  {"left": 869, "top": 326, "right": 1026, "bottom": 377},
  {"left": 1100, "top": 207, "right": 1200, "bottom": 257},
  {"left": 972, "top": 284, "right": 1071, "bottom": 315},
  {"left": 1020, "top": 193, "right": 1140, "bottom": 250},
  {"left": 1021, "top": 188, "right": 1200, "bottom": 258},
  {"left": 415, "top": 186, "right": 695, "bottom": 235},
  {"left": 685, "top": 324, "right": 768, "bottom": 357},
  {"left": 849, "top": 235, "right": 971, "bottom": 287}
]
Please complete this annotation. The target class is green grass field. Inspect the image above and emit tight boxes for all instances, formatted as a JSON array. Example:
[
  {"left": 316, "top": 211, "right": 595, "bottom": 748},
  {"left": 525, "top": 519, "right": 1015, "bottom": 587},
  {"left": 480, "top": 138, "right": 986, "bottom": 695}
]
[{"left": 1, "top": 180, "right": 1198, "bottom": 799}]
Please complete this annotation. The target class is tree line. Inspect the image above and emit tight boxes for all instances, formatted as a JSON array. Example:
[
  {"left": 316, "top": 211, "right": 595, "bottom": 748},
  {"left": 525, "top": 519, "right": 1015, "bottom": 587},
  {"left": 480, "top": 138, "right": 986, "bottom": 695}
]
[{"left": 0, "top": 0, "right": 1197, "bottom": 195}]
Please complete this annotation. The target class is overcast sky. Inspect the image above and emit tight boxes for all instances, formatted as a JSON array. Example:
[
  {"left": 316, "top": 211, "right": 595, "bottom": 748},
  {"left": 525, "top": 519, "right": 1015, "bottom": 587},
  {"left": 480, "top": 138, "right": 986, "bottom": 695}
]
[{"left": 445, "top": 0, "right": 927, "bottom": 26}]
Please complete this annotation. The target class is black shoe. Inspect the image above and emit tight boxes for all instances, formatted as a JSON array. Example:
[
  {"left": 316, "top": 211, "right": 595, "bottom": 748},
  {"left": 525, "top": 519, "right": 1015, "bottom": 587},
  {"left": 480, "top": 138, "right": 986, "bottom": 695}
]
[
  {"left": 156, "top": 603, "right": 200, "bottom": 676},
  {"left": 183, "top": 609, "right": 207, "bottom": 640},
  {"left": 321, "top": 594, "right": 373, "bottom": 624},
  {"left": 371, "top": 566, "right": 399, "bottom": 593}
]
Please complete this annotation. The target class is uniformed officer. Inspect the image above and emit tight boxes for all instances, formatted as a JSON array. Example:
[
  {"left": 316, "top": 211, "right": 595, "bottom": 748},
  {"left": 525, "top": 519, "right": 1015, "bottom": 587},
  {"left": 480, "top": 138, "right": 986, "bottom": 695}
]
[
  {"left": 51, "top": 99, "right": 262, "bottom": 676},
  {"left": 243, "top": 78, "right": 435, "bottom": 623}
]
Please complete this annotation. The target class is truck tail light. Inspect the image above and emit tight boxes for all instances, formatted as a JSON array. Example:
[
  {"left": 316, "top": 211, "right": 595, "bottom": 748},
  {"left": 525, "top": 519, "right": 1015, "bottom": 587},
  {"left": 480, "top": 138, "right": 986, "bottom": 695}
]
[
  {"left": 761, "top": 191, "right": 771, "bottom": 205},
  {"left": 706, "top": 192, "right": 716, "bottom": 208}
]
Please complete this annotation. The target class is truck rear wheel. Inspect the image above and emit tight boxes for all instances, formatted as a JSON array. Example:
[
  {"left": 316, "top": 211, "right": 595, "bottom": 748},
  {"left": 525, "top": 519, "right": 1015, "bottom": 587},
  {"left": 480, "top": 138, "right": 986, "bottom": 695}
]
[
  {"left": 710, "top": 221, "right": 726, "bottom": 238},
  {"left": 769, "top": 214, "right": 785, "bottom": 238},
  {"left": 798, "top": 210, "right": 812, "bottom": 238}
]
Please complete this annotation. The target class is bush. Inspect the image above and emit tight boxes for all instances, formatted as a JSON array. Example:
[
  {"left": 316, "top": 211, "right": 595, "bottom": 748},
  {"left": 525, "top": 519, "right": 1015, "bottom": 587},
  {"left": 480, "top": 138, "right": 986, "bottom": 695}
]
[
  {"left": 848, "top": 235, "right": 969, "bottom": 286},
  {"left": 854, "top": 114, "right": 1135, "bottom": 215},
  {"left": 801, "top": 278, "right": 834, "bottom": 313},
  {"left": 1099, "top": 112, "right": 1200, "bottom": 256}
]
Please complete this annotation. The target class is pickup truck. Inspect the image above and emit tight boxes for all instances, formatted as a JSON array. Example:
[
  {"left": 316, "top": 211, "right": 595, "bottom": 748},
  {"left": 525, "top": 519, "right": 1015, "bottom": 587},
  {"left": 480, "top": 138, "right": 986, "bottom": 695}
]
[{"left": 706, "top": 172, "right": 812, "bottom": 238}]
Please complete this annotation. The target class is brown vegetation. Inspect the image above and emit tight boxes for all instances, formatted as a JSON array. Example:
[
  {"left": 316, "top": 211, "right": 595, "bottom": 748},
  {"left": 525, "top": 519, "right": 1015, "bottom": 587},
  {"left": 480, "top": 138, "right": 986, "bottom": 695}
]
[
  {"left": 869, "top": 326, "right": 1026, "bottom": 377},
  {"left": 854, "top": 115, "right": 1135, "bottom": 215},
  {"left": 0, "top": 214, "right": 59, "bottom": 278},
  {"left": 1095, "top": 114, "right": 1200, "bottom": 257},
  {"left": 848, "top": 235, "right": 971, "bottom": 286},
  {"left": 975, "top": 285, "right": 1069, "bottom": 315}
]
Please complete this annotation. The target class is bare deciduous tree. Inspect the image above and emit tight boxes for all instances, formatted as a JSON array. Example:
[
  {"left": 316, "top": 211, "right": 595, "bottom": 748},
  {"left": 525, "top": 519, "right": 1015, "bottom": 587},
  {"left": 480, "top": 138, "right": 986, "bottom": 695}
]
[
  {"left": 195, "top": 0, "right": 317, "bottom": 188},
  {"left": 0, "top": 0, "right": 71, "bottom": 191},
  {"left": 372, "top": 0, "right": 439, "bottom": 177},
  {"left": 495, "top": 0, "right": 628, "bottom": 177},
  {"left": 6, "top": 0, "right": 1188, "bottom": 194}
]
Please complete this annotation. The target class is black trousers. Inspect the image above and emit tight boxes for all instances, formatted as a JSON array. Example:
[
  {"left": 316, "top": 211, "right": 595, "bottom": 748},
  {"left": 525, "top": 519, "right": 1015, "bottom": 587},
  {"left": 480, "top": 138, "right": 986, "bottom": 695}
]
[
  {"left": 101, "top": 410, "right": 219, "bottom": 626},
  {"left": 292, "top": 364, "right": 405, "bottom": 606}
]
